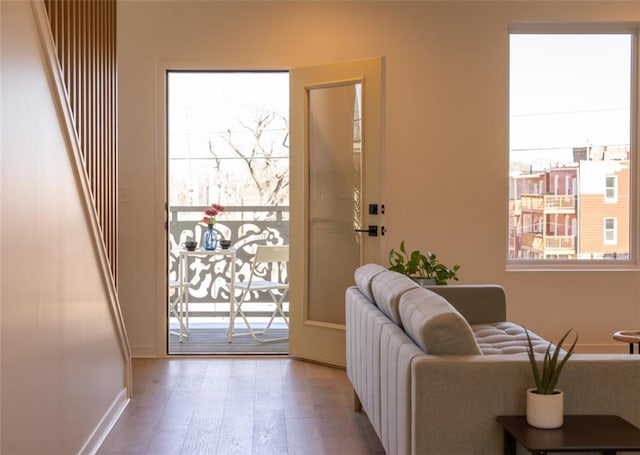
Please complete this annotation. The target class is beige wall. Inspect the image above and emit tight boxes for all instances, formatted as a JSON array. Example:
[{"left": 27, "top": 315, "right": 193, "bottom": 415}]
[
  {"left": 118, "top": 0, "right": 640, "bottom": 357},
  {"left": 1, "top": 2, "right": 129, "bottom": 452}
]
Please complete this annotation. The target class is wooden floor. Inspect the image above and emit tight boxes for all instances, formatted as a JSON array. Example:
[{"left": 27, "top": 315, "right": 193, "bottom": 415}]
[{"left": 98, "top": 358, "right": 384, "bottom": 455}]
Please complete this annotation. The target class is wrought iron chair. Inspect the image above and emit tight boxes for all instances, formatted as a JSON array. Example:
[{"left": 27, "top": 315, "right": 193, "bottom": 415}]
[
  {"left": 229, "top": 245, "right": 289, "bottom": 343},
  {"left": 169, "top": 279, "right": 190, "bottom": 342}
]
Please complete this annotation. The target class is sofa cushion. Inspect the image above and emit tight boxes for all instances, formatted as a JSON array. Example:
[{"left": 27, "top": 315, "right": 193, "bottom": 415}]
[
  {"left": 398, "top": 287, "right": 482, "bottom": 355},
  {"left": 371, "top": 270, "right": 420, "bottom": 327},
  {"left": 354, "top": 263, "right": 388, "bottom": 303},
  {"left": 472, "top": 322, "right": 554, "bottom": 355},
  {"left": 425, "top": 285, "right": 507, "bottom": 324}
]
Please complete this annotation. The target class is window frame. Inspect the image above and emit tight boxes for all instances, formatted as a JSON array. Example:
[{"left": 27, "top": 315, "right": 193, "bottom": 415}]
[
  {"left": 605, "top": 175, "right": 618, "bottom": 203},
  {"left": 604, "top": 217, "right": 618, "bottom": 245},
  {"left": 507, "top": 23, "right": 640, "bottom": 271}
]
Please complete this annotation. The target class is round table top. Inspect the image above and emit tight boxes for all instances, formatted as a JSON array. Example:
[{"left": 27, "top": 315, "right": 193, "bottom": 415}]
[{"left": 613, "top": 330, "right": 640, "bottom": 343}]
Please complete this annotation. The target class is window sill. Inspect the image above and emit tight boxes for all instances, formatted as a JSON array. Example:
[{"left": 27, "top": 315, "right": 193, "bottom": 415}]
[{"left": 507, "top": 261, "right": 640, "bottom": 272}]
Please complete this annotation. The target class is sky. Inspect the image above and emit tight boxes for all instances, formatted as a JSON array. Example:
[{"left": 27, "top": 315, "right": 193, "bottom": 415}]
[
  {"left": 168, "top": 71, "right": 290, "bottom": 159},
  {"left": 509, "top": 33, "right": 632, "bottom": 166},
  {"left": 166, "top": 36, "right": 633, "bottom": 168}
]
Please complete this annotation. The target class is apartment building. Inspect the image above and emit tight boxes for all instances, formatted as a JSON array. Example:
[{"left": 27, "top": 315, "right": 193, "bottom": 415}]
[{"left": 510, "top": 146, "right": 631, "bottom": 260}]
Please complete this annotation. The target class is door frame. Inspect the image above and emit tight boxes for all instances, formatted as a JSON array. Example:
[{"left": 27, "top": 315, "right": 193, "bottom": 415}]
[
  {"left": 156, "top": 64, "right": 294, "bottom": 356},
  {"left": 156, "top": 59, "right": 384, "bottom": 361}
]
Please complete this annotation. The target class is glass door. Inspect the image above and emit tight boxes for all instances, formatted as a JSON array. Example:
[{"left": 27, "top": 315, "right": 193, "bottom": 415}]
[{"left": 289, "top": 58, "right": 384, "bottom": 366}]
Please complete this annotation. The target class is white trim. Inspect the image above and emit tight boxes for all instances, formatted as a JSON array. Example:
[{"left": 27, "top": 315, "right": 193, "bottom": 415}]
[
  {"left": 156, "top": 64, "right": 293, "bottom": 357},
  {"left": 131, "top": 344, "right": 162, "bottom": 358},
  {"left": 78, "top": 389, "right": 130, "bottom": 455},
  {"left": 631, "top": 24, "right": 640, "bottom": 266},
  {"left": 604, "top": 175, "right": 618, "bottom": 203},
  {"left": 507, "top": 262, "right": 640, "bottom": 272},
  {"left": 156, "top": 63, "right": 168, "bottom": 357},
  {"left": 507, "top": 25, "right": 639, "bottom": 269},
  {"left": 604, "top": 217, "right": 617, "bottom": 245},
  {"left": 510, "top": 22, "right": 640, "bottom": 35}
]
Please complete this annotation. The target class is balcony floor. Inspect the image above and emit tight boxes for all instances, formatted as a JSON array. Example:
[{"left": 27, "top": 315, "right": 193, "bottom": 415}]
[{"left": 169, "top": 319, "right": 288, "bottom": 355}]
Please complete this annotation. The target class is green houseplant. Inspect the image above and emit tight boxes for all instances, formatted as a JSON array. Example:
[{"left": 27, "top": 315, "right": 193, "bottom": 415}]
[
  {"left": 524, "top": 327, "right": 578, "bottom": 429},
  {"left": 525, "top": 328, "right": 578, "bottom": 394},
  {"left": 388, "top": 241, "right": 460, "bottom": 285}
]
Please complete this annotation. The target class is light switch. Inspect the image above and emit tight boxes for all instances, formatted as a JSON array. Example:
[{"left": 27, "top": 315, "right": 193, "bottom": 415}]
[{"left": 119, "top": 185, "right": 129, "bottom": 203}]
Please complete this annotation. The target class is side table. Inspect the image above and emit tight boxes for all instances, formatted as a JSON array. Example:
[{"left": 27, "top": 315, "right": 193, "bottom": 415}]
[
  {"left": 497, "top": 415, "right": 640, "bottom": 455},
  {"left": 613, "top": 330, "right": 640, "bottom": 354}
]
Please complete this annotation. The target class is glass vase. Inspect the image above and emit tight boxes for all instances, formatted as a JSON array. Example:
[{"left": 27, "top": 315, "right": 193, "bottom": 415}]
[{"left": 204, "top": 224, "right": 218, "bottom": 250}]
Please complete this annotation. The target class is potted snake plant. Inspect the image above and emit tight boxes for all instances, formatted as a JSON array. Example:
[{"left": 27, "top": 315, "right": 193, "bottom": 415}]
[{"left": 524, "top": 327, "right": 578, "bottom": 429}]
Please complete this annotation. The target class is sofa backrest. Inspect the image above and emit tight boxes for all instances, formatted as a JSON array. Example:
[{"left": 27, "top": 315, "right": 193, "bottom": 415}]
[
  {"left": 371, "top": 270, "right": 420, "bottom": 327},
  {"left": 353, "top": 264, "right": 495, "bottom": 355},
  {"left": 354, "top": 263, "right": 388, "bottom": 302},
  {"left": 398, "top": 287, "right": 482, "bottom": 355}
]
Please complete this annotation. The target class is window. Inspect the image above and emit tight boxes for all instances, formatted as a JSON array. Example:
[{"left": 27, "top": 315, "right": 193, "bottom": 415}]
[
  {"left": 604, "top": 218, "right": 617, "bottom": 245},
  {"left": 605, "top": 176, "right": 618, "bottom": 202},
  {"left": 508, "top": 28, "right": 637, "bottom": 265}
]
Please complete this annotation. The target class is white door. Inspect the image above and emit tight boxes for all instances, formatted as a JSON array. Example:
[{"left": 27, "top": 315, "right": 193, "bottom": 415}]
[{"left": 289, "top": 57, "right": 384, "bottom": 367}]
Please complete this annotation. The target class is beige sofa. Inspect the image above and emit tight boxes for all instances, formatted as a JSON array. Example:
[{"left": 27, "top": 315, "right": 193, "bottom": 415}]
[{"left": 345, "top": 263, "right": 640, "bottom": 455}]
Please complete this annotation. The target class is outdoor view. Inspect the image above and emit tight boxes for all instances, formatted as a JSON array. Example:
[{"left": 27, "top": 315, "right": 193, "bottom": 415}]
[
  {"left": 167, "top": 71, "right": 290, "bottom": 354},
  {"left": 508, "top": 33, "right": 633, "bottom": 261},
  {"left": 168, "top": 71, "right": 289, "bottom": 210}
]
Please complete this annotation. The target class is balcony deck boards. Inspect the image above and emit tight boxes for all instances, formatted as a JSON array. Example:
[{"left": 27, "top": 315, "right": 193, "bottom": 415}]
[{"left": 169, "top": 320, "right": 288, "bottom": 355}]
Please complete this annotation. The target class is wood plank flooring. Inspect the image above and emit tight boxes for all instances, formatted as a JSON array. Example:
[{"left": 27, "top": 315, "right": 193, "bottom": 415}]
[{"left": 98, "top": 358, "right": 384, "bottom": 455}]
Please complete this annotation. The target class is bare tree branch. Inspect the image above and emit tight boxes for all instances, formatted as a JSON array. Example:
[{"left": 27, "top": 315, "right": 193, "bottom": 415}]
[{"left": 221, "top": 111, "right": 289, "bottom": 207}]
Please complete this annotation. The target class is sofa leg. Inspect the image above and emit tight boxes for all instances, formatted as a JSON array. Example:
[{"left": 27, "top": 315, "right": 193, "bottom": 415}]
[{"left": 353, "top": 391, "right": 362, "bottom": 412}]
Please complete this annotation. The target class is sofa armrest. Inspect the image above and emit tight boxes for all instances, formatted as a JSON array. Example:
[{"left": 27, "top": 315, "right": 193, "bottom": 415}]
[
  {"left": 425, "top": 284, "right": 506, "bottom": 323},
  {"left": 409, "top": 354, "right": 640, "bottom": 455}
]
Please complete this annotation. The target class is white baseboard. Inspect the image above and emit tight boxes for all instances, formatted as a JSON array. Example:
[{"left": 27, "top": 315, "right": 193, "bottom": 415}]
[
  {"left": 131, "top": 343, "right": 162, "bottom": 358},
  {"left": 78, "top": 388, "right": 130, "bottom": 455}
]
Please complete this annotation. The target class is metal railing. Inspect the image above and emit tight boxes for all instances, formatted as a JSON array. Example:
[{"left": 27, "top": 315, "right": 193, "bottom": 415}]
[{"left": 168, "top": 205, "right": 290, "bottom": 310}]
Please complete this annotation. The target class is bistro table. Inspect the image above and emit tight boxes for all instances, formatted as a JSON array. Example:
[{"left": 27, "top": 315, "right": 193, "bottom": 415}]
[
  {"left": 178, "top": 247, "right": 237, "bottom": 341},
  {"left": 613, "top": 330, "right": 640, "bottom": 354}
]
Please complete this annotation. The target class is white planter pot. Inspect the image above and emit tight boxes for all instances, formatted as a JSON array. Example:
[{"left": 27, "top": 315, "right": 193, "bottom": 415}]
[{"left": 526, "top": 388, "right": 564, "bottom": 429}]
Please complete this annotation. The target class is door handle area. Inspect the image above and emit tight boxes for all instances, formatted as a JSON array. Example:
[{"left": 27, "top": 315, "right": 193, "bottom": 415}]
[{"left": 355, "top": 225, "right": 384, "bottom": 237}]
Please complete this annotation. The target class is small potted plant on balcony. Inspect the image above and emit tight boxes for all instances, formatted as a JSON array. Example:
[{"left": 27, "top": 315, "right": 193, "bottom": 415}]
[
  {"left": 524, "top": 327, "right": 578, "bottom": 429},
  {"left": 388, "top": 241, "right": 460, "bottom": 285}
]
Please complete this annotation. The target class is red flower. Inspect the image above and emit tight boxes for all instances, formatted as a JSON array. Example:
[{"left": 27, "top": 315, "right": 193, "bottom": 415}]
[
  {"left": 205, "top": 203, "right": 225, "bottom": 217},
  {"left": 202, "top": 203, "right": 225, "bottom": 225}
]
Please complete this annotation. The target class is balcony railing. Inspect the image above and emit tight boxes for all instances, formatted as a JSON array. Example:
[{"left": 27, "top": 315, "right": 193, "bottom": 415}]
[
  {"left": 520, "top": 194, "right": 576, "bottom": 213},
  {"left": 168, "top": 205, "right": 289, "bottom": 309},
  {"left": 520, "top": 232, "right": 576, "bottom": 254},
  {"left": 544, "top": 235, "right": 575, "bottom": 250}
]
